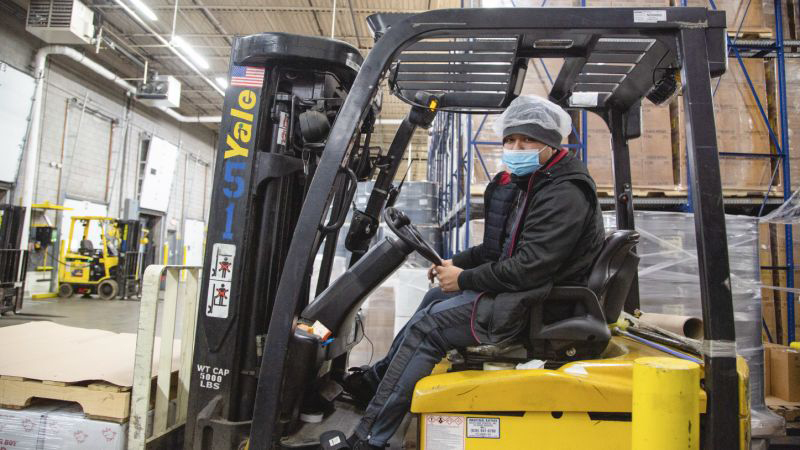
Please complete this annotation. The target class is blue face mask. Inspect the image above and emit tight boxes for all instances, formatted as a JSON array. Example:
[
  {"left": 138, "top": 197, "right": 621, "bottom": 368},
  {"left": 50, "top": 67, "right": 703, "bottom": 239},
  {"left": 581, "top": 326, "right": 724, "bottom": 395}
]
[{"left": 502, "top": 149, "right": 545, "bottom": 176}]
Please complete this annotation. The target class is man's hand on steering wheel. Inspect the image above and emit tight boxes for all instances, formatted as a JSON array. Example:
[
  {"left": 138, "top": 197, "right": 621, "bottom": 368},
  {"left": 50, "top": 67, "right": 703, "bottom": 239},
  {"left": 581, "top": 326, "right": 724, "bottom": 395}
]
[
  {"left": 382, "top": 207, "right": 460, "bottom": 289},
  {"left": 427, "top": 259, "right": 452, "bottom": 282},
  {"left": 434, "top": 262, "right": 464, "bottom": 292},
  {"left": 434, "top": 262, "right": 463, "bottom": 292}
]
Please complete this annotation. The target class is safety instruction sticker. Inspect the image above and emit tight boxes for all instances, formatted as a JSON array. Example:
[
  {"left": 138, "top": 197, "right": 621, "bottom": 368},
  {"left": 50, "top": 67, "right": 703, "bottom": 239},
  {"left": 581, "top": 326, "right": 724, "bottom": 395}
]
[
  {"left": 570, "top": 92, "right": 598, "bottom": 107},
  {"left": 345, "top": 58, "right": 361, "bottom": 73},
  {"left": 276, "top": 111, "right": 289, "bottom": 146},
  {"left": 467, "top": 417, "right": 500, "bottom": 439},
  {"left": 206, "top": 243, "right": 236, "bottom": 318},
  {"left": 633, "top": 10, "right": 666, "bottom": 23},
  {"left": 425, "top": 415, "right": 464, "bottom": 450}
]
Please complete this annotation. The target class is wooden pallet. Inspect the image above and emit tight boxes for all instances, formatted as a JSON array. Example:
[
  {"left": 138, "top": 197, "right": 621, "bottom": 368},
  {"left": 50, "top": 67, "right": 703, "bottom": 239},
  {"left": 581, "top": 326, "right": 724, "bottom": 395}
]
[
  {"left": 596, "top": 187, "right": 782, "bottom": 199},
  {"left": 766, "top": 396, "right": 800, "bottom": 422},
  {"left": 721, "top": 189, "right": 782, "bottom": 198},
  {"left": 0, "top": 376, "right": 131, "bottom": 422},
  {"left": 728, "top": 28, "right": 773, "bottom": 39},
  {"left": 634, "top": 188, "right": 687, "bottom": 197},
  {"left": 597, "top": 187, "right": 687, "bottom": 198}
]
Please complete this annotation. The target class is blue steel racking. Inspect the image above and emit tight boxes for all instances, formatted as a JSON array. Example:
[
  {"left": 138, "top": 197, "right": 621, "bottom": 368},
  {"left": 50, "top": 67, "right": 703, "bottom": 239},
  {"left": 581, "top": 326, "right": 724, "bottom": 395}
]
[{"left": 428, "top": 0, "right": 796, "bottom": 341}]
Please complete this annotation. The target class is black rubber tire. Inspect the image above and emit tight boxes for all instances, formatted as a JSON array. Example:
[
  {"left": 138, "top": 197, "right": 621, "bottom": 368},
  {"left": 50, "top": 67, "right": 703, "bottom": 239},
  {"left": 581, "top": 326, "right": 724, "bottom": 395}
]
[
  {"left": 58, "top": 283, "right": 74, "bottom": 298},
  {"left": 97, "top": 279, "right": 119, "bottom": 300}
]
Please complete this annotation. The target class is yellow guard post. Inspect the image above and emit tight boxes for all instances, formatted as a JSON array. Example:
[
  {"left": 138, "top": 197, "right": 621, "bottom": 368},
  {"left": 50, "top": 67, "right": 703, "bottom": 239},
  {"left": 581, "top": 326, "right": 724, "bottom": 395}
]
[{"left": 632, "top": 357, "right": 700, "bottom": 450}]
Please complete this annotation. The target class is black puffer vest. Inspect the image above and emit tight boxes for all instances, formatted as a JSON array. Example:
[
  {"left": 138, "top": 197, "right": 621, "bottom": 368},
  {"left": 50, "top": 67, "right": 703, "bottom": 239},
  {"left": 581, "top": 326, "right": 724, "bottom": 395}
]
[{"left": 481, "top": 171, "right": 520, "bottom": 262}]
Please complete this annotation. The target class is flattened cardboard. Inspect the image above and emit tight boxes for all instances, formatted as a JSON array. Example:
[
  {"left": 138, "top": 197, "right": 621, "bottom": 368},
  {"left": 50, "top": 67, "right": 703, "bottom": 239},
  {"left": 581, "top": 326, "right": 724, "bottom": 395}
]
[{"left": 0, "top": 322, "right": 181, "bottom": 387}]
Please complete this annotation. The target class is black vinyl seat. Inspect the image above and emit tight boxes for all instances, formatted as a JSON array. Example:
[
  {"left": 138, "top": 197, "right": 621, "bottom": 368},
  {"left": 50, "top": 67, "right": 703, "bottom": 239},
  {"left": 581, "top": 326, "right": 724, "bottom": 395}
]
[
  {"left": 79, "top": 239, "right": 94, "bottom": 256},
  {"left": 463, "top": 229, "right": 640, "bottom": 364}
]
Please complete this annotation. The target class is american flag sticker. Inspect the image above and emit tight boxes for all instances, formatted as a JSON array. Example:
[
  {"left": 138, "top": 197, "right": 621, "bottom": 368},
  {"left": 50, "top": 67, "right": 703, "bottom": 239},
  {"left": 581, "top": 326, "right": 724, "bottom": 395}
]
[{"left": 230, "top": 65, "right": 265, "bottom": 87}]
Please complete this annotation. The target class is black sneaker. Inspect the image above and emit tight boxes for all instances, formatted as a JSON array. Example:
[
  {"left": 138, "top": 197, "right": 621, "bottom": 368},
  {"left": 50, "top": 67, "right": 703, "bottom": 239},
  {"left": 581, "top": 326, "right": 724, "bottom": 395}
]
[
  {"left": 342, "top": 366, "right": 378, "bottom": 407},
  {"left": 319, "top": 431, "right": 349, "bottom": 449},
  {"left": 351, "top": 440, "right": 385, "bottom": 450}
]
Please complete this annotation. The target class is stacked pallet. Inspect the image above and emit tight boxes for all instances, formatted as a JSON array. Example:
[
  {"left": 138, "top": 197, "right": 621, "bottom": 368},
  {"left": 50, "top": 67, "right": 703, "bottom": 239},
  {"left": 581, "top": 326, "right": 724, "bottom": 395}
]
[
  {"left": 0, "top": 322, "right": 181, "bottom": 429},
  {"left": 0, "top": 376, "right": 131, "bottom": 422},
  {"left": 678, "top": 58, "right": 775, "bottom": 194},
  {"left": 787, "top": 59, "right": 800, "bottom": 192},
  {"left": 759, "top": 222, "right": 800, "bottom": 345}
]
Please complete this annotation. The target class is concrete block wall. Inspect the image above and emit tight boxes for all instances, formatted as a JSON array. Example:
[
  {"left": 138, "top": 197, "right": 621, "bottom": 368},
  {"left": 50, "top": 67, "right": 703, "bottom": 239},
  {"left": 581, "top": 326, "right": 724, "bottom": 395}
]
[{"left": 0, "top": 11, "right": 217, "bottom": 259}]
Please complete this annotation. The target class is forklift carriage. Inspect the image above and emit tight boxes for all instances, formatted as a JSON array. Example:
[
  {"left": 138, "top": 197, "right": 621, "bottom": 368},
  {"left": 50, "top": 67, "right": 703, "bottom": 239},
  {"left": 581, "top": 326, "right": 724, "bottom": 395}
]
[
  {"left": 0, "top": 205, "right": 28, "bottom": 314},
  {"left": 185, "top": 7, "right": 744, "bottom": 450}
]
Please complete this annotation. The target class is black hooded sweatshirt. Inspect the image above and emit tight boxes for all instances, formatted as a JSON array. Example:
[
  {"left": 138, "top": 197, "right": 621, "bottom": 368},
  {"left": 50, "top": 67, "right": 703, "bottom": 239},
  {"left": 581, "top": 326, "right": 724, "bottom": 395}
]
[{"left": 451, "top": 151, "right": 605, "bottom": 344}]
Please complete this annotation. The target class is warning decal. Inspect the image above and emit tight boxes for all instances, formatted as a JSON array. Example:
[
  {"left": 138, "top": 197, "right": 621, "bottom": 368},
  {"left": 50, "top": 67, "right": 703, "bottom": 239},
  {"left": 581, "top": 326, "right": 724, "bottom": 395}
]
[
  {"left": 276, "top": 111, "right": 289, "bottom": 146},
  {"left": 425, "top": 415, "right": 464, "bottom": 450},
  {"left": 207, "top": 243, "right": 236, "bottom": 318},
  {"left": 633, "top": 9, "right": 666, "bottom": 23},
  {"left": 467, "top": 417, "right": 500, "bottom": 439}
]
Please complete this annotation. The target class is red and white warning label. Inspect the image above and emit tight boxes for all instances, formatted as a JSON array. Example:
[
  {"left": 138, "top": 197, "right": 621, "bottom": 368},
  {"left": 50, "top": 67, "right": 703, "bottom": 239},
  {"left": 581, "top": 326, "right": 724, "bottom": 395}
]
[
  {"left": 425, "top": 415, "right": 464, "bottom": 450},
  {"left": 206, "top": 243, "right": 235, "bottom": 318}
]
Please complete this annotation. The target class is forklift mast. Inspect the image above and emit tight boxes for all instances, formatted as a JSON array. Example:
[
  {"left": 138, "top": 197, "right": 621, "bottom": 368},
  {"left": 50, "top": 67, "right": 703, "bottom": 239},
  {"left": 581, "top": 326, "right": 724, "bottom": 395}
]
[
  {"left": 185, "top": 33, "right": 372, "bottom": 448},
  {"left": 0, "top": 205, "right": 28, "bottom": 314},
  {"left": 116, "top": 219, "right": 143, "bottom": 298}
]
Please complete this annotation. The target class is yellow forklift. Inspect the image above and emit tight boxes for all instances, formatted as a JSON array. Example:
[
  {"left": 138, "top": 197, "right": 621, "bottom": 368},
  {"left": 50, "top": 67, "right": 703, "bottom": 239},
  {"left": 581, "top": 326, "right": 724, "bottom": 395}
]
[
  {"left": 175, "top": 6, "right": 758, "bottom": 450},
  {"left": 57, "top": 216, "right": 144, "bottom": 300}
]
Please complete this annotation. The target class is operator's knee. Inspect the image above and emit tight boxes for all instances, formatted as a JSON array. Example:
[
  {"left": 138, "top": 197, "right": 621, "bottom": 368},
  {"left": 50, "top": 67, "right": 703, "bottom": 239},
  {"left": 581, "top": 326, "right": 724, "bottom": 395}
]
[
  {"left": 405, "top": 310, "right": 450, "bottom": 356},
  {"left": 418, "top": 287, "right": 446, "bottom": 311}
]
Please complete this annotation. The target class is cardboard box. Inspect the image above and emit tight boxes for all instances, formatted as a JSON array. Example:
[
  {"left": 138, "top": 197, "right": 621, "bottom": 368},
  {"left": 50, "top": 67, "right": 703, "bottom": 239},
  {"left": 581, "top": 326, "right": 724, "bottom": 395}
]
[
  {"left": 763, "top": 343, "right": 783, "bottom": 396},
  {"left": 769, "top": 345, "right": 800, "bottom": 402},
  {"left": 0, "top": 401, "right": 127, "bottom": 450}
]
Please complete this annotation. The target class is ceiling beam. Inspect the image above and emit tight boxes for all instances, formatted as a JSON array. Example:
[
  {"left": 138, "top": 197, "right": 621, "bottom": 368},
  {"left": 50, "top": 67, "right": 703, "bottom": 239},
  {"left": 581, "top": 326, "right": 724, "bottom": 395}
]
[
  {"left": 188, "top": 0, "right": 233, "bottom": 46},
  {"left": 91, "top": 4, "right": 425, "bottom": 13}
]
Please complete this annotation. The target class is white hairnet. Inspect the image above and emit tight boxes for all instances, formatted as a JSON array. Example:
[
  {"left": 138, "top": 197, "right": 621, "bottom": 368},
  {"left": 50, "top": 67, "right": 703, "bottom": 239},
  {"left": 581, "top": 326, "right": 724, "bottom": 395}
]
[{"left": 491, "top": 95, "right": 572, "bottom": 145}]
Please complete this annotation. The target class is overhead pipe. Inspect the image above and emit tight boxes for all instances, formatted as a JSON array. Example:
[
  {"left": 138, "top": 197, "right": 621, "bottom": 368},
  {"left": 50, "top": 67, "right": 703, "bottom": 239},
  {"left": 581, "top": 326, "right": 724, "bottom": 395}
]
[
  {"left": 19, "top": 45, "right": 220, "bottom": 252},
  {"left": 159, "top": 107, "right": 221, "bottom": 123}
]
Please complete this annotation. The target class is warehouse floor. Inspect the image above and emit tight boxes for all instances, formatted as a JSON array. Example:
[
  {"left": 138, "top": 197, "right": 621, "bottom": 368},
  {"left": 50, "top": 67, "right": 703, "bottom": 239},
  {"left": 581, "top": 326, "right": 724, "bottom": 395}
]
[
  {"left": 0, "top": 289, "right": 395, "bottom": 368},
  {"left": 0, "top": 297, "right": 143, "bottom": 332}
]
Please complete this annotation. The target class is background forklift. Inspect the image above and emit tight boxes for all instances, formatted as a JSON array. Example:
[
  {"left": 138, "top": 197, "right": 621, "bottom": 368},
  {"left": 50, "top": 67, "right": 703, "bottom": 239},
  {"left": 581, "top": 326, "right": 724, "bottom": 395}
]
[
  {"left": 179, "top": 7, "right": 752, "bottom": 450},
  {"left": 0, "top": 205, "right": 27, "bottom": 314},
  {"left": 57, "top": 215, "right": 144, "bottom": 300}
]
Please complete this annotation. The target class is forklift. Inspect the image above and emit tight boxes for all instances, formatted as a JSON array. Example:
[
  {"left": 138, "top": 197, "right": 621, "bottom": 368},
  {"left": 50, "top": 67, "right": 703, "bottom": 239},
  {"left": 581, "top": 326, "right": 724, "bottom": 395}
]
[
  {"left": 58, "top": 216, "right": 143, "bottom": 299},
  {"left": 0, "top": 205, "right": 27, "bottom": 314},
  {"left": 181, "top": 7, "right": 750, "bottom": 450}
]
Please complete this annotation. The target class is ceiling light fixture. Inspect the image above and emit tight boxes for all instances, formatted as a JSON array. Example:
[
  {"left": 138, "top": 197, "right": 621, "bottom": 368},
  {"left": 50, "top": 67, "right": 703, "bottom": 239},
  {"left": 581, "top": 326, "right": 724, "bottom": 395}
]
[
  {"left": 128, "top": 0, "right": 158, "bottom": 21},
  {"left": 215, "top": 76, "right": 228, "bottom": 89},
  {"left": 171, "top": 36, "right": 209, "bottom": 70},
  {"left": 112, "top": 0, "right": 223, "bottom": 96}
]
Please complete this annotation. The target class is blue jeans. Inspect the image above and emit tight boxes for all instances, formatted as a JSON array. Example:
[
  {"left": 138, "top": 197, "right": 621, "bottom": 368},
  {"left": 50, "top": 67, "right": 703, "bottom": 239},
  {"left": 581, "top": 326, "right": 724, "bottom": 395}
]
[{"left": 354, "top": 287, "right": 480, "bottom": 447}]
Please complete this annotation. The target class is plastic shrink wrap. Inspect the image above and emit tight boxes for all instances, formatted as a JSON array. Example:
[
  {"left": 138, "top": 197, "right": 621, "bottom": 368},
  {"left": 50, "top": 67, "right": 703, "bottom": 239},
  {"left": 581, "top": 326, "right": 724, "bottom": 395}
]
[{"left": 603, "top": 211, "right": 783, "bottom": 438}]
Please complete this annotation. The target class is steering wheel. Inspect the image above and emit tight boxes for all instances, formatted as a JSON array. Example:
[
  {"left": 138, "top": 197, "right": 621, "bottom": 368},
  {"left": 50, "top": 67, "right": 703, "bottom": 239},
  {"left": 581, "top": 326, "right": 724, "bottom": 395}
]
[{"left": 382, "top": 207, "right": 443, "bottom": 266}]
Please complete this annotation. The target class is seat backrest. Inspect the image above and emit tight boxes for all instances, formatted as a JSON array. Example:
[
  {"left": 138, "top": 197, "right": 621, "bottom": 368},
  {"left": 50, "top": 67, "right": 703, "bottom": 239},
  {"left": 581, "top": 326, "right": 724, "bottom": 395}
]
[
  {"left": 587, "top": 230, "right": 640, "bottom": 323},
  {"left": 80, "top": 239, "right": 94, "bottom": 254}
]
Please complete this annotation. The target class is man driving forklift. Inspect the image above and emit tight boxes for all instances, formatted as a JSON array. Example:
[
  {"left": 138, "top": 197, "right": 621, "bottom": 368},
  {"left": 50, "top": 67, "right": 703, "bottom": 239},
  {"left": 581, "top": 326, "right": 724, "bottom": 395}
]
[{"left": 335, "top": 95, "right": 606, "bottom": 449}]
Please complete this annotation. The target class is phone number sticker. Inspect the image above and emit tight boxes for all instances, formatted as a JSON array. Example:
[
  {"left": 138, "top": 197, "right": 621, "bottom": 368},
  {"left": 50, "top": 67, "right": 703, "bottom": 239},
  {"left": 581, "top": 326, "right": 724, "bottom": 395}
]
[{"left": 466, "top": 417, "right": 500, "bottom": 439}]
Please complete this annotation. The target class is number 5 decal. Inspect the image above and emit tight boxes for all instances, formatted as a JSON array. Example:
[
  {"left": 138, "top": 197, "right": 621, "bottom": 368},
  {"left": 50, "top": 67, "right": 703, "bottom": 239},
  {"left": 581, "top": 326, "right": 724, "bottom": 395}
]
[{"left": 223, "top": 161, "right": 246, "bottom": 198}]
